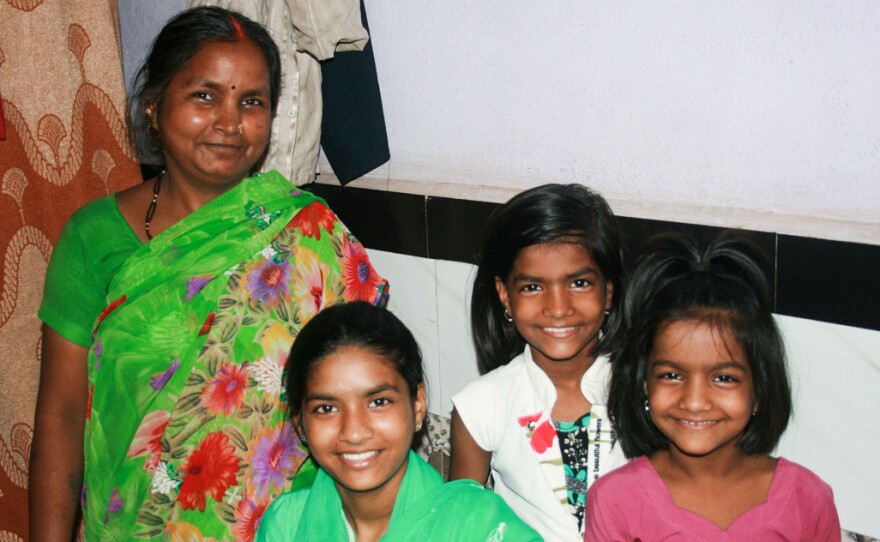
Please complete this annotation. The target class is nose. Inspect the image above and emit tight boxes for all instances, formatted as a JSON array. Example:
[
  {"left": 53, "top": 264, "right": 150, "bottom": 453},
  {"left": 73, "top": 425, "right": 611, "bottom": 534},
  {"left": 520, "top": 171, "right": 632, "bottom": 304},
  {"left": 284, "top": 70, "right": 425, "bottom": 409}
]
[
  {"left": 214, "top": 99, "right": 242, "bottom": 135},
  {"left": 543, "top": 287, "right": 574, "bottom": 318},
  {"left": 339, "top": 406, "right": 373, "bottom": 444},
  {"left": 679, "top": 378, "right": 712, "bottom": 413}
]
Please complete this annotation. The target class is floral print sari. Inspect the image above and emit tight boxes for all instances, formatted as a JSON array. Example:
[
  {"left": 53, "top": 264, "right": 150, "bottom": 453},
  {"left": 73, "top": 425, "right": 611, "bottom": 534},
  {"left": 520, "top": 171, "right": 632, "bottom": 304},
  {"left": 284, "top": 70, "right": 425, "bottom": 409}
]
[{"left": 81, "top": 171, "right": 387, "bottom": 541}]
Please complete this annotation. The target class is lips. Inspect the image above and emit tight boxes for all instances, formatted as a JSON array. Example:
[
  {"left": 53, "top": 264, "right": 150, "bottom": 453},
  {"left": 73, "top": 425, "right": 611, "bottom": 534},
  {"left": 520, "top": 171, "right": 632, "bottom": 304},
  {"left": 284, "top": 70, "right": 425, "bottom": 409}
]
[
  {"left": 675, "top": 418, "right": 719, "bottom": 428},
  {"left": 339, "top": 450, "right": 379, "bottom": 468},
  {"left": 540, "top": 325, "right": 580, "bottom": 337}
]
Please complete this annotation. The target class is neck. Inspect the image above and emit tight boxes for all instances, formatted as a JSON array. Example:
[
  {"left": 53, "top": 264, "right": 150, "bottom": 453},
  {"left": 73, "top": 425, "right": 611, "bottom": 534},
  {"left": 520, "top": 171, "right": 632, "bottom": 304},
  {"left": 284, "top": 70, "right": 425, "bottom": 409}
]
[
  {"left": 530, "top": 347, "right": 597, "bottom": 389},
  {"left": 334, "top": 454, "right": 409, "bottom": 541},
  {"left": 162, "top": 171, "right": 241, "bottom": 215},
  {"left": 653, "top": 445, "right": 755, "bottom": 481}
]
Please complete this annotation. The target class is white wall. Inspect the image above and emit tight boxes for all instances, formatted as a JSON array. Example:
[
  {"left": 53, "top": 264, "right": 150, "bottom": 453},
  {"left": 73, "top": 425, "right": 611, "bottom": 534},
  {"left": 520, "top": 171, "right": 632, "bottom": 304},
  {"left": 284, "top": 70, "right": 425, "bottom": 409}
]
[{"left": 357, "top": 2, "right": 880, "bottom": 244}]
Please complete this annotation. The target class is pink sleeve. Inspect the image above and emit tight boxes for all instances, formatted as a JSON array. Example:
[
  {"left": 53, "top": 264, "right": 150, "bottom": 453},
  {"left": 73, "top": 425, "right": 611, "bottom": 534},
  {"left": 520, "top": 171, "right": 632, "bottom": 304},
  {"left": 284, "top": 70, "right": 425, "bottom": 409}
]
[
  {"left": 792, "top": 464, "right": 840, "bottom": 542},
  {"left": 808, "top": 483, "right": 841, "bottom": 542}
]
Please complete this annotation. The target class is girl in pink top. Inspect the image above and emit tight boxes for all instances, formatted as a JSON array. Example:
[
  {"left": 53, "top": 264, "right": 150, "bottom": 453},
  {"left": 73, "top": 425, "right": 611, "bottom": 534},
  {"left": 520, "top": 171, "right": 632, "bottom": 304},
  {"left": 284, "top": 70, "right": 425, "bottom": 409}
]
[{"left": 585, "top": 231, "right": 840, "bottom": 542}]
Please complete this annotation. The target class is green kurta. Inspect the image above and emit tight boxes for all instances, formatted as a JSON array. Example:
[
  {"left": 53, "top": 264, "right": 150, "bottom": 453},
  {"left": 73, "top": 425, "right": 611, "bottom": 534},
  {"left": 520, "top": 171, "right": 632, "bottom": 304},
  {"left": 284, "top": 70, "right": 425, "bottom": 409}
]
[
  {"left": 257, "top": 451, "right": 543, "bottom": 541},
  {"left": 80, "top": 171, "right": 388, "bottom": 540}
]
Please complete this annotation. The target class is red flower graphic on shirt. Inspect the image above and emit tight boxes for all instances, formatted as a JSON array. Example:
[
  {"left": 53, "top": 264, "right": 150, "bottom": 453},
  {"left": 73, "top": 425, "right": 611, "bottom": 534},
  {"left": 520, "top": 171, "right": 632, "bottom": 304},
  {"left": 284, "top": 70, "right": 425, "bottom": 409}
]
[
  {"left": 289, "top": 202, "right": 337, "bottom": 240},
  {"left": 517, "top": 412, "right": 556, "bottom": 454},
  {"left": 177, "top": 432, "right": 240, "bottom": 511}
]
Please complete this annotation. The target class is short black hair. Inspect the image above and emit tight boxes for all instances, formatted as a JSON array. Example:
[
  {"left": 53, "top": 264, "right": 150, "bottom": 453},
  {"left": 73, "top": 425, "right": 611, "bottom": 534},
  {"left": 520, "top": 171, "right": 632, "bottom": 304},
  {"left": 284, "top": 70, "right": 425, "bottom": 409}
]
[
  {"left": 286, "top": 302, "right": 425, "bottom": 419},
  {"left": 130, "top": 6, "right": 281, "bottom": 162},
  {"left": 609, "top": 230, "right": 791, "bottom": 458},
  {"left": 471, "top": 184, "right": 626, "bottom": 373}
]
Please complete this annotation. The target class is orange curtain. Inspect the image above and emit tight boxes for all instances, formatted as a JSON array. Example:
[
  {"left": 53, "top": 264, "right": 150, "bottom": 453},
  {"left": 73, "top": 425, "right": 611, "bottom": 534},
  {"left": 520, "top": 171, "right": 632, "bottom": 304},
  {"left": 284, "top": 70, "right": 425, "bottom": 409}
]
[{"left": 0, "top": 1, "right": 140, "bottom": 538}]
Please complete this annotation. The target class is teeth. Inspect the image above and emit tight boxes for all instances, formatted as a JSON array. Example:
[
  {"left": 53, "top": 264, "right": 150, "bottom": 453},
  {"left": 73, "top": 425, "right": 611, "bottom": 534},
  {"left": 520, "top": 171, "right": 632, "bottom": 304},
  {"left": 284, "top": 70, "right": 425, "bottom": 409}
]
[
  {"left": 543, "top": 326, "right": 576, "bottom": 333},
  {"left": 680, "top": 420, "right": 716, "bottom": 426},
  {"left": 342, "top": 451, "right": 378, "bottom": 461}
]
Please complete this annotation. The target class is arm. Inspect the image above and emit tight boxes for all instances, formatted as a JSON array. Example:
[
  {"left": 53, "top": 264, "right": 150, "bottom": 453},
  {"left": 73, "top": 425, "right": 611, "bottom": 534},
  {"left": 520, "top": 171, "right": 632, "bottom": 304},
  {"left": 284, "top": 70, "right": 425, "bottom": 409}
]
[
  {"left": 449, "top": 408, "right": 491, "bottom": 484},
  {"left": 29, "top": 325, "right": 89, "bottom": 542}
]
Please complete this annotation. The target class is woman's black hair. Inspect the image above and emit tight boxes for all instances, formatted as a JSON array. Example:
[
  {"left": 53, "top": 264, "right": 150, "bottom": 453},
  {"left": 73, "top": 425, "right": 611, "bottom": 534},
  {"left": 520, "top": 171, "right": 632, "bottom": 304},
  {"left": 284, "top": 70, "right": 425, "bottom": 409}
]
[
  {"left": 471, "top": 183, "right": 626, "bottom": 374},
  {"left": 130, "top": 6, "right": 282, "bottom": 162},
  {"left": 609, "top": 230, "right": 791, "bottom": 458},
  {"left": 286, "top": 302, "right": 425, "bottom": 419}
]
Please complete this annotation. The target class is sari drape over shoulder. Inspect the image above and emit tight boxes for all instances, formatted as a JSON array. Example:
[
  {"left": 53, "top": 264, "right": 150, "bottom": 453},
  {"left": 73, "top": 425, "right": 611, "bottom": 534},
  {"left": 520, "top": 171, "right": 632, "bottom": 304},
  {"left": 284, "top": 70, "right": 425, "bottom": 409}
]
[
  {"left": 82, "top": 171, "right": 388, "bottom": 541},
  {"left": 257, "top": 451, "right": 543, "bottom": 541}
]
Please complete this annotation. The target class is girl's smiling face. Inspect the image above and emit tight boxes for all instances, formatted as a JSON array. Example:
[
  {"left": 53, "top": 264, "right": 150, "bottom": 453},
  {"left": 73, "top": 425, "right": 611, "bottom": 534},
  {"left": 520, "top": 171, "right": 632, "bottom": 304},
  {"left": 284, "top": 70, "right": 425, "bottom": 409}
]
[
  {"left": 646, "top": 319, "right": 755, "bottom": 461},
  {"left": 298, "top": 346, "right": 426, "bottom": 502},
  {"left": 495, "top": 242, "right": 612, "bottom": 369}
]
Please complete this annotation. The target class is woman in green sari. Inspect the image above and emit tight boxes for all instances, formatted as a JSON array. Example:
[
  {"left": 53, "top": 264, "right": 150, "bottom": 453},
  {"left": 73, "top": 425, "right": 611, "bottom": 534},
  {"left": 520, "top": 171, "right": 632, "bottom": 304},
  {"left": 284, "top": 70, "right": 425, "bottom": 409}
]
[
  {"left": 257, "top": 303, "right": 541, "bottom": 541},
  {"left": 29, "top": 7, "right": 387, "bottom": 541}
]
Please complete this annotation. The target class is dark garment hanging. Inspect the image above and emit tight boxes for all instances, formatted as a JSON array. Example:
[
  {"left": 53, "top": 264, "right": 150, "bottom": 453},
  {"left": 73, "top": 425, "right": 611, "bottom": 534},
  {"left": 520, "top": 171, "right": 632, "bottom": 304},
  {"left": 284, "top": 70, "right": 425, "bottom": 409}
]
[{"left": 320, "top": 0, "right": 390, "bottom": 185}]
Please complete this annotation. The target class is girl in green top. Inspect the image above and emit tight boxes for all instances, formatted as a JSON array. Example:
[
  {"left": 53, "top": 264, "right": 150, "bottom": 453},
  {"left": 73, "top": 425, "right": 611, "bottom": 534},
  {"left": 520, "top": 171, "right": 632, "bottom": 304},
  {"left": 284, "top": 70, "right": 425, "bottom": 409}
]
[{"left": 257, "top": 303, "right": 542, "bottom": 541}]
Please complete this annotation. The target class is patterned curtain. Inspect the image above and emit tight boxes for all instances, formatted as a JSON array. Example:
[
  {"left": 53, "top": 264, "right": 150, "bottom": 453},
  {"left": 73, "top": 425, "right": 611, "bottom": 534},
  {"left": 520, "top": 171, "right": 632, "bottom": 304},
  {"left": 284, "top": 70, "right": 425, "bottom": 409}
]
[{"left": 0, "top": 1, "right": 140, "bottom": 539}]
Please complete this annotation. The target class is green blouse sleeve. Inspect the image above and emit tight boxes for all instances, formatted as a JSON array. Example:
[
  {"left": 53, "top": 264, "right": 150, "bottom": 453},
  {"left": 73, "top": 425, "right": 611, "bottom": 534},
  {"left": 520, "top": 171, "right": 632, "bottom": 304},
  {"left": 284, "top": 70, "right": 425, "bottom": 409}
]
[{"left": 38, "top": 196, "right": 140, "bottom": 347}]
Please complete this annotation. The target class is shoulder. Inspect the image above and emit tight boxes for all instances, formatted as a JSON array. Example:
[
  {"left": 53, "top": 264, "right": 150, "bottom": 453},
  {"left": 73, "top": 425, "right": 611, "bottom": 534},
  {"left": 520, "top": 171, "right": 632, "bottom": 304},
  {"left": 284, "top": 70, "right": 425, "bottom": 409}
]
[
  {"left": 590, "top": 456, "right": 648, "bottom": 496},
  {"left": 256, "top": 488, "right": 310, "bottom": 540},
  {"left": 454, "top": 352, "right": 526, "bottom": 399},
  {"left": 439, "top": 480, "right": 542, "bottom": 539},
  {"left": 67, "top": 194, "right": 121, "bottom": 228},
  {"left": 776, "top": 458, "right": 835, "bottom": 501}
]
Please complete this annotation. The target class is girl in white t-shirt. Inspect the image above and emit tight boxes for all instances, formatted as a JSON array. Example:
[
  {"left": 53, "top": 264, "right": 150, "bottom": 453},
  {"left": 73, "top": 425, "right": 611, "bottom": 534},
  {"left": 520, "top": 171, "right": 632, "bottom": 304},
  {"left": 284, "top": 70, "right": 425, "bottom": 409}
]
[{"left": 451, "top": 184, "right": 628, "bottom": 541}]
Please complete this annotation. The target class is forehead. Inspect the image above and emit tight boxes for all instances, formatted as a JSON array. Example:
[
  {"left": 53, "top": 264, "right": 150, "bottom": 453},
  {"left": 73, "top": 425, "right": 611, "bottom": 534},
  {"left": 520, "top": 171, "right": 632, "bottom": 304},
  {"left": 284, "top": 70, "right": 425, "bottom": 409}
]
[
  {"left": 307, "top": 346, "right": 408, "bottom": 396},
  {"left": 650, "top": 319, "right": 748, "bottom": 370},
  {"left": 172, "top": 40, "right": 269, "bottom": 88},
  {"left": 510, "top": 241, "right": 597, "bottom": 277}
]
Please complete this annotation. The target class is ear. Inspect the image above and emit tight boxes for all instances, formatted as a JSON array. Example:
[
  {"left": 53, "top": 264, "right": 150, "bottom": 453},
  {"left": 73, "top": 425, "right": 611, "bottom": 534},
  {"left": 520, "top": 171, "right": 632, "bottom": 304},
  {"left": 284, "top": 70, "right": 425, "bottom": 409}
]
[
  {"left": 494, "top": 276, "right": 511, "bottom": 315},
  {"left": 604, "top": 279, "right": 614, "bottom": 313},
  {"left": 145, "top": 101, "right": 159, "bottom": 131},
  {"left": 413, "top": 383, "right": 428, "bottom": 429},
  {"left": 293, "top": 415, "right": 307, "bottom": 444}
]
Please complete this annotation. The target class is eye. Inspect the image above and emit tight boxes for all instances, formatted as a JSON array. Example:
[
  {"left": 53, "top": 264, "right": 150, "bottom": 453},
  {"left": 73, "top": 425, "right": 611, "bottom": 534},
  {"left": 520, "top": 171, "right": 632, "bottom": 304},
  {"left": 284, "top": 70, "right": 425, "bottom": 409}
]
[
  {"left": 713, "top": 374, "right": 739, "bottom": 384},
  {"left": 242, "top": 97, "right": 265, "bottom": 107},
  {"left": 519, "top": 283, "right": 541, "bottom": 293},
  {"left": 571, "top": 278, "right": 591, "bottom": 289},
  {"left": 192, "top": 91, "right": 213, "bottom": 101},
  {"left": 658, "top": 372, "right": 682, "bottom": 381},
  {"left": 311, "top": 403, "right": 337, "bottom": 415},
  {"left": 370, "top": 397, "right": 392, "bottom": 408}
]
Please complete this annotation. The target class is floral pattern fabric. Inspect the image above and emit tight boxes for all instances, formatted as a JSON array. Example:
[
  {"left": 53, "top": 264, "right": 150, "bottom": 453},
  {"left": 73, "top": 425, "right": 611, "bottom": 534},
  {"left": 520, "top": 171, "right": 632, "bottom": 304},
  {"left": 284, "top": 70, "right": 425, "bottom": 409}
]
[
  {"left": 554, "top": 413, "right": 592, "bottom": 531},
  {"left": 80, "top": 171, "right": 387, "bottom": 541}
]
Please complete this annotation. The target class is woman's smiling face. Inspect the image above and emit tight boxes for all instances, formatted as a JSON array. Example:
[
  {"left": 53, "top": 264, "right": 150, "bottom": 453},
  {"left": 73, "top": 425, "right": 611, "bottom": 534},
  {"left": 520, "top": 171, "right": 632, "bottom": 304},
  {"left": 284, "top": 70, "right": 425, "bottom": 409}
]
[
  {"left": 298, "top": 346, "right": 426, "bottom": 502},
  {"left": 149, "top": 39, "right": 272, "bottom": 194}
]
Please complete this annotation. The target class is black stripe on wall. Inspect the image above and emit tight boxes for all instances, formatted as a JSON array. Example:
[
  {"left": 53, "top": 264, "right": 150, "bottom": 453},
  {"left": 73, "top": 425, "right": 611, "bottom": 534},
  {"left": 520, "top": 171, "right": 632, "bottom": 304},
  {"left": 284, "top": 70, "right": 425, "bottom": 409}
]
[{"left": 308, "top": 184, "right": 879, "bottom": 333}]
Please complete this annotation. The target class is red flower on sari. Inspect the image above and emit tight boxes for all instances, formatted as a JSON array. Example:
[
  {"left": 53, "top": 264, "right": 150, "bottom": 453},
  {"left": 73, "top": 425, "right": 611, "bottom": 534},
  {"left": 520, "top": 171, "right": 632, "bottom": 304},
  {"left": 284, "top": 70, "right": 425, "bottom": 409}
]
[
  {"left": 517, "top": 412, "right": 556, "bottom": 454},
  {"left": 234, "top": 498, "right": 269, "bottom": 542},
  {"left": 341, "top": 240, "right": 383, "bottom": 302},
  {"left": 200, "top": 363, "right": 248, "bottom": 416},
  {"left": 86, "top": 385, "right": 94, "bottom": 420},
  {"left": 127, "top": 410, "right": 171, "bottom": 472},
  {"left": 289, "top": 202, "right": 336, "bottom": 240},
  {"left": 93, "top": 295, "right": 126, "bottom": 333},
  {"left": 177, "top": 432, "right": 240, "bottom": 511},
  {"left": 198, "top": 312, "right": 216, "bottom": 336}
]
